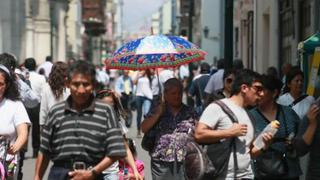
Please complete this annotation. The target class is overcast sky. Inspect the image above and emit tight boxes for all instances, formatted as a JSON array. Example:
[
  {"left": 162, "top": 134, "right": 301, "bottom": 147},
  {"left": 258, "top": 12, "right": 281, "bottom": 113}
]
[{"left": 123, "top": 0, "right": 165, "bottom": 33}]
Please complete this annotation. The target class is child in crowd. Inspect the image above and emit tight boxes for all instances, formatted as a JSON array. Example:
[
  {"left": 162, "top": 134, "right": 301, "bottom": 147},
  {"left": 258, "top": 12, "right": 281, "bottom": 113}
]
[{"left": 119, "top": 138, "right": 144, "bottom": 180}]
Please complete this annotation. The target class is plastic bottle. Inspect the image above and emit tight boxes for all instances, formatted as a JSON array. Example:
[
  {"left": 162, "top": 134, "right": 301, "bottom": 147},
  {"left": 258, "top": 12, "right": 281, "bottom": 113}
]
[
  {"left": 123, "top": 168, "right": 129, "bottom": 180},
  {"left": 254, "top": 120, "right": 280, "bottom": 150}
]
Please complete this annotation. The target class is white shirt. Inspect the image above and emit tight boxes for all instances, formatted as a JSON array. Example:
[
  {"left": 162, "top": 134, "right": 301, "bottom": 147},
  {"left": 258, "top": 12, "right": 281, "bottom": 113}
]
[
  {"left": 28, "top": 71, "right": 47, "bottom": 101},
  {"left": 136, "top": 77, "right": 153, "bottom": 100},
  {"left": 0, "top": 99, "right": 30, "bottom": 142},
  {"left": 152, "top": 69, "right": 174, "bottom": 95},
  {"left": 179, "top": 64, "right": 190, "bottom": 79},
  {"left": 200, "top": 98, "right": 254, "bottom": 179},
  {"left": 204, "top": 69, "right": 224, "bottom": 94},
  {"left": 39, "top": 83, "right": 70, "bottom": 125},
  {"left": 277, "top": 93, "right": 315, "bottom": 119},
  {"left": 37, "top": 61, "right": 53, "bottom": 78},
  {"left": 96, "top": 70, "right": 110, "bottom": 86}
]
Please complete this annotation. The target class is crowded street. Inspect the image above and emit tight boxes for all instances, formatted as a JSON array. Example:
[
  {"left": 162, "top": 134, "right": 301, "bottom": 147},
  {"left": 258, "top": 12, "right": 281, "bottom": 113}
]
[{"left": 1, "top": 0, "right": 320, "bottom": 180}]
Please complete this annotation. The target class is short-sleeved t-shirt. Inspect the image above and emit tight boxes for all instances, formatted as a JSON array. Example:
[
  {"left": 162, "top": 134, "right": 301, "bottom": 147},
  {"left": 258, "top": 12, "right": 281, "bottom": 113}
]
[
  {"left": 0, "top": 99, "right": 30, "bottom": 142},
  {"left": 277, "top": 93, "right": 314, "bottom": 119},
  {"left": 199, "top": 98, "right": 254, "bottom": 179}
]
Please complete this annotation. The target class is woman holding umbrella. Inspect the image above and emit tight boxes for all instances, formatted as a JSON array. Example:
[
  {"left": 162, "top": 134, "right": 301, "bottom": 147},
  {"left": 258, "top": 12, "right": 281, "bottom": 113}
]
[{"left": 141, "top": 78, "right": 198, "bottom": 180}]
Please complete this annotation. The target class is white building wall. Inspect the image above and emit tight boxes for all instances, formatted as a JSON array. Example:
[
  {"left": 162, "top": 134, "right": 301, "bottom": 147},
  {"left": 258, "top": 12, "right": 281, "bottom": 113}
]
[
  {"left": 152, "top": 11, "right": 160, "bottom": 35},
  {"left": 67, "top": 0, "right": 82, "bottom": 59},
  {"left": 201, "top": 0, "right": 222, "bottom": 64},
  {"left": 31, "top": 0, "right": 51, "bottom": 64},
  {"left": 255, "top": 0, "right": 279, "bottom": 74},
  {"left": 161, "top": 0, "right": 172, "bottom": 34}
]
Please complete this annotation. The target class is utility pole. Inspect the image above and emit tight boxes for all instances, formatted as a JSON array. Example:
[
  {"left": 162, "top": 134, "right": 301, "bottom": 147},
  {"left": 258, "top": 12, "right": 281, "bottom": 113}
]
[{"left": 224, "top": 0, "right": 233, "bottom": 69}]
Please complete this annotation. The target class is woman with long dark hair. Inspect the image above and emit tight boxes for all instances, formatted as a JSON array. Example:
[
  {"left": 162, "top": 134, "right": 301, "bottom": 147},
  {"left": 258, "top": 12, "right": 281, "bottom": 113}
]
[
  {"left": 0, "top": 64, "right": 30, "bottom": 178},
  {"left": 39, "top": 62, "right": 70, "bottom": 126},
  {"left": 96, "top": 89, "right": 143, "bottom": 180}
]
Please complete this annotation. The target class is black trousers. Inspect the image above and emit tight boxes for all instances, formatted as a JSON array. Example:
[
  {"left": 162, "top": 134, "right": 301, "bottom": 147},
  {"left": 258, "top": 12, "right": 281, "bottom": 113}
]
[{"left": 26, "top": 104, "right": 40, "bottom": 156}]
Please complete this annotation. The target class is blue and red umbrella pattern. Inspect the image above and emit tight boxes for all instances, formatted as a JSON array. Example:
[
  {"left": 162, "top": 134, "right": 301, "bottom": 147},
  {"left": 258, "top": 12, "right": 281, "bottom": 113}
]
[{"left": 107, "top": 35, "right": 207, "bottom": 70}]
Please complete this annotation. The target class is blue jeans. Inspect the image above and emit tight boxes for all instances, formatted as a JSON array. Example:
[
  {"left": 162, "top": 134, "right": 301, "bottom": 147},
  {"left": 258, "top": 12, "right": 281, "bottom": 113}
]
[
  {"left": 48, "top": 166, "right": 70, "bottom": 180},
  {"left": 136, "top": 96, "right": 151, "bottom": 130}
]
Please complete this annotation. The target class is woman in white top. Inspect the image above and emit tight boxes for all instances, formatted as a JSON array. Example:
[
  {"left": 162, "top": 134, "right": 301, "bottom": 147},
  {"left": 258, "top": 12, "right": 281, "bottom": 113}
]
[
  {"left": 134, "top": 70, "right": 153, "bottom": 137},
  {"left": 277, "top": 66, "right": 314, "bottom": 180},
  {"left": 277, "top": 66, "right": 314, "bottom": 119},
  {"left": 39, "top": 62, "right": 70, "bottom": 126},
  {"left": 0, "top": 64, "right": 30, "bottom": 178}
]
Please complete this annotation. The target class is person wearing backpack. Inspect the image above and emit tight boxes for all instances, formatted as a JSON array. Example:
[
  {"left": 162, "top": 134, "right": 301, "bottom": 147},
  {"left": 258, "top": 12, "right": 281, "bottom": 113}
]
[{"left": 195, "top": 69, "right": 274, "bottom": 180}]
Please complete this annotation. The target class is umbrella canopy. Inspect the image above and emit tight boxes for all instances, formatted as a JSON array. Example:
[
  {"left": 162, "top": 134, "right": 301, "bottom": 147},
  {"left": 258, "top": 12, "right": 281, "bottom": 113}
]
[
  {"left": 298, "top": 32, "right": 320, "bottom": 54},
  {"left": 108, "top": 35, "right": 207, "bottom": 70}
]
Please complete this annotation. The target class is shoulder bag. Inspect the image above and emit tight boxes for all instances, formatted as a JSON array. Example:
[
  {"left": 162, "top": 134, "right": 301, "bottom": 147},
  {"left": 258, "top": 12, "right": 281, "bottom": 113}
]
[
  {"left": 253, "top": 106, "right": 289, "bottom": 179},
  {"left": 184, "top": 100, "right": 239, "bottom": 180}
]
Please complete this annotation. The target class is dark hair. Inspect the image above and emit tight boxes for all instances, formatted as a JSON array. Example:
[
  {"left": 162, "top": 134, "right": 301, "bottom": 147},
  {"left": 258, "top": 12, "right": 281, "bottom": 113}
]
[
  {"left": 24, "top": 58, "right": 37, "bottom": 71},
  {"left": 217, "top": 59, "right": 225, "bottom": 69},
  {"left": 0, "top": 53, "right": 17, "bottom": 71},
  {"left": 0, "top": 69, "right": 20, "bottom": 101},
  {"left": 49, "top": 62, "right": 68, "bottom": 99},
  {"left": 164, "top": 78, "right": 183, "bottom": 93},
  {"left": 145, "top": 69, "right": 153, "bottom": 87},
  {"left": 231, "top": 69, "right": 262, "bottom": 95},
  {"left": 67, "top": 60, "right": 96, "bottom": 84},
  {"left": 283, "top": 66, "right": 303, "bottom": 93},
  {"left": 38, "top": 68, "right": 45, "bottom": 75},
  {"left": 266, "top": 66, "right": 279, "bottom": 78},
  {"left": 127, "top": 138, "right": 137, "bottom": 157},
  {"left": 96, "top": 89, "right": 127, "bottom": 120},
  {"left": 223, "top": 69, "right": 235, "bottom": 80},
  {"left": 233, "top": 59, "right": 244, "bottom": 70},
  {"left": 46, "top": 56, "right": 52, "bottom": 62},
  {"left": 261, "top": 74, "right": 283, "bottom": 99},
  {"left": 200, "top": 62, "right": 210, "bottom": 74}
]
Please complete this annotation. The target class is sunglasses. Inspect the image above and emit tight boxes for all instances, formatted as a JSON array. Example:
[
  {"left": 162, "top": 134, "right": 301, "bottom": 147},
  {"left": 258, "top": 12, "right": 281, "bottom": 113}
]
[{"left": 250, "top": 85, "right": 264, "bottom": 94}]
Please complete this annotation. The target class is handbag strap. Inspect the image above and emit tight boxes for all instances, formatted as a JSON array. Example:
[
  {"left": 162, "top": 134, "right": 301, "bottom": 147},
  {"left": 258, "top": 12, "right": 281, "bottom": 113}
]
[
  {"left": 213, "top": 100, "right": 239, "bottom": 177},
  {"left": 289, "top": 94, "right": 308, "bottom": 107}
]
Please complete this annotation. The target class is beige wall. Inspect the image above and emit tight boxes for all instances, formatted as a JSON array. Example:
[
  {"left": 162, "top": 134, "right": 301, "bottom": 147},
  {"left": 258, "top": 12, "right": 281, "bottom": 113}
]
[{"left": 255, "top": 0, "right": 279, "bottom": 74}]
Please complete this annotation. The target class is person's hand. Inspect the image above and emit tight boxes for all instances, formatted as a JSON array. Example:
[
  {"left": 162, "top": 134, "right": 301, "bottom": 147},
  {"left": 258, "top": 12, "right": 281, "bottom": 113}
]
[
  {"left": 33, "top": 175, "right": 41, "bottom": 180},
  {"left": 307, "top": 104, "right": 320, "bottom": 125},
  {"left": 133, "top": 171, "right": 143, "bottom": 180},
  {"left": 261, "top": 132, "right": 274, "bottom": 150},
  {"left": 229, "top": 123, "right": 247, "bottom": 137},
  {"left": 8, "top": 144, "right": 19, "bottom": 155},
  {"left": 154, "top": 101, "right": 165, "bottom": 117},
  {"left": 68, "top": 170, "right": 95, "bottom": 180}
]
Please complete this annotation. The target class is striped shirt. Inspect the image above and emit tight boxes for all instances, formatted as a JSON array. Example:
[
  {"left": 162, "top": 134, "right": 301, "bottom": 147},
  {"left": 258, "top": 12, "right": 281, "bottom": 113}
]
[{"left": 40, "top": 96, "right": 126, "bottom": 164}]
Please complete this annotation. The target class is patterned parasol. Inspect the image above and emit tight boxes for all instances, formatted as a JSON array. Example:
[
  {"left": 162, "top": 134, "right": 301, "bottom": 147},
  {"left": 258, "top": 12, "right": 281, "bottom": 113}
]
[{"left": 107, "top": 35, "right": 207, "bottom": 70}]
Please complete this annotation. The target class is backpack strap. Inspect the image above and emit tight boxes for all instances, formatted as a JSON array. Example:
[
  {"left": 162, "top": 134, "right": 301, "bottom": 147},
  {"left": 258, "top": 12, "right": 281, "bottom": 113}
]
[
  {"left": 213, "top": 100, "right": 239, "bottom": 178},
  {"left": 289, "top": 94, "right": 308, "bottom": 107}
]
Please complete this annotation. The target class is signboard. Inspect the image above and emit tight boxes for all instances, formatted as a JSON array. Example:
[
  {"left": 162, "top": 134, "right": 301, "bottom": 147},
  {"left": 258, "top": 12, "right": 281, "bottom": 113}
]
[{"left": 307, "top": 47, "right": 320, "bottom": 96}]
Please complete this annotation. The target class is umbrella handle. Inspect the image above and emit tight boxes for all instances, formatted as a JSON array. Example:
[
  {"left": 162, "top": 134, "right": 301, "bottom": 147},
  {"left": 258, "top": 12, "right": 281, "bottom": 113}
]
[{"left": 156, "top": 69, "right": 162, "bottom": 99}]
